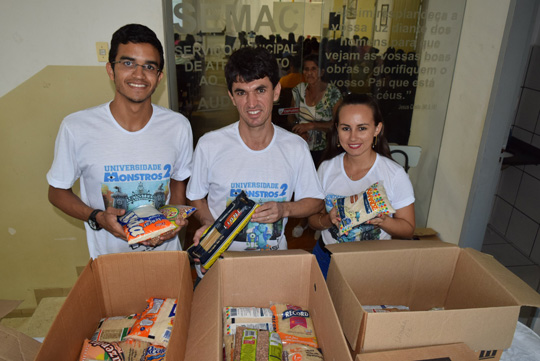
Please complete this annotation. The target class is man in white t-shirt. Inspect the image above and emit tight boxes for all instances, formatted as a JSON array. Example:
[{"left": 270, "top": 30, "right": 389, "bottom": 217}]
[
  {"left": 47, "top": 24, "right": 193, "bottom": 258},
  {"left": 186, "top": 47, "right": 324, "bottom": 275}
]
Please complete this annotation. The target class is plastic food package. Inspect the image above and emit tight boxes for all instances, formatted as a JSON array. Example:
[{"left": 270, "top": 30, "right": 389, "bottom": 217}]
[
  {"left": 158, "top": 204, "right": 196, "bottom": 228},
  {"left": 91, "top": 314, "right": 138, "bottom": 342},
  {"left": 187, "top": 191, "right": 259, "bottom": 270},
  {"left": 270, "top": 304, "right": 318, "bottom": 348},
  {"left": 118, "top": 205, "right": 176, "bottom": 245},
  {"left": 282, "top": 344, "right": 324, "bottom": 361},
  {"left": 125, "top": 298, "right": 177, "bottom": 347},
  {"left": 232, "top": 327, "right": 282, "bottom": 361},
  {"left": 78, "top": 339, "right": 150, "bottom": 361},
  {"left": 223, "top": 307, "right": 274, "bottom": 361},
  {"left": 335, "top": 182, "right": 395, "bottom": 236}
]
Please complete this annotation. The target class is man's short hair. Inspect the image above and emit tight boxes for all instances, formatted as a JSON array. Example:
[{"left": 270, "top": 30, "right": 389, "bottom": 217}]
[
  {"left": 109, "top": 24, "right": 165, "bottom": 72},
  {"left": 225, "top": 47, "right": 280, "bottom": 92}
]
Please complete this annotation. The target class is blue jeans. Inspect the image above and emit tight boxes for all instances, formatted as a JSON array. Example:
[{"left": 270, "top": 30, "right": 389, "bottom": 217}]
[{"left": 312, "top": 238, "right": 331, "bottom": 279}]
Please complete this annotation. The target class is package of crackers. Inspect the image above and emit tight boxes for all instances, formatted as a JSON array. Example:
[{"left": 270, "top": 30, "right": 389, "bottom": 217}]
[{"left": 187, "top": 191, "right": 259, "bottom": 270}]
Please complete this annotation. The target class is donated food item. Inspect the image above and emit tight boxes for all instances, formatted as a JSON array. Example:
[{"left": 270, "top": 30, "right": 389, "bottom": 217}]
[
  {"left": 78, "top": 339, "right": 150, "bottom": 361},
  {"left": 188, "top": 191, "right": 259, "bottom": 270},
  {"left": 91, "top": 314, "right": 137, "bottom": 342},
  {"left": 268, "top": 331, "right": 283, "bottom": 361},
  {"left": 140, "top": 344, "right": 167, "bottom": 361},
  {"left": 158, "top": 204, "right": 196, "bottom": 228},
  {"left": 232, "top": 327, "right": 282, "bottom": 361},
  {"left": 270, "top": 304, "right": 318, "bottom": 348},
  {"left": 335, "top": 182, "right": 395, "bottom": 236},
  {"left": 363, "top": 305, "right": 410, "bottom": 313},
  {"left": 223, "top": 307, "right": 274, "bottom": 336},
  {"left": 118, "top": 205, "right": 176, "bottom": 245},
  {"left": 223, "top": 307, "right": 274, "bottom": 361},
  {"left": 125, "top": 298, "right": 176, "bottom": 347},
  {"left": 282, "top": 344, "right": 324, "bottom": 361}
]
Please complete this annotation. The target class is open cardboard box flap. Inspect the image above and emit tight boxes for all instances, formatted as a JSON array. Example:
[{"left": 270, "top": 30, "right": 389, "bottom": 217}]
[
  {"left": 464, "top": 248, "right": 540, "bottom": 307},
  {"left": 0, "top": 300, "right": 42, "bottom": 361}
]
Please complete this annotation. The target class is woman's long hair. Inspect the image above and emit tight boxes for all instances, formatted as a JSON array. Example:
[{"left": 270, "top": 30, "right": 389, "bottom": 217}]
[{"left": 319, "top": 93, "right": 392, "bottom": 166}]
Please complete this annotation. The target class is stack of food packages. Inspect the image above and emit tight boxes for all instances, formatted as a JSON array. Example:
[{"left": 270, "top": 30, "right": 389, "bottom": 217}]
[
  {"left": 78, "top": 297, "right": 177, "bottom": 361},
  {"left": 223, "top": 304, "right": 325, "bottom": 361}
]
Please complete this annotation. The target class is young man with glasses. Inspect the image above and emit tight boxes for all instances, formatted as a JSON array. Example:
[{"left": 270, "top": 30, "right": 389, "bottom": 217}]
[{"left": 47, "top": 24, "right": 193, "bottom": 258}]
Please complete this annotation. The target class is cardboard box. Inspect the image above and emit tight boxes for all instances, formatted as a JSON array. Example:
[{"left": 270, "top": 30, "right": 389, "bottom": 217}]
[
  {"left": 355, "top": 343, "right": 480, "bottom": 361},
  {"left": 0, "top": 299, "right": 41, "bottom": 361},
  {"left": 184, "top": 250, "right": 354, "bottom": 361},
  {"left": 35, "top": 251, "right": 193, "bottom": 361},
  {"left": 326, "top": 240, "right": 540, "bottom": 357}
]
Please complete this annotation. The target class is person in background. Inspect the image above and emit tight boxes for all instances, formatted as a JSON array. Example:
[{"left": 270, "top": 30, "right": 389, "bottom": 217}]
[
  {"left": 288, "top": 53, "right": 342, "bottom": 237},
  {"left": 187, "top": 46, "right": 324, "bottom": 280},
  {"left": 47, "top": 24, "right": 193, "bottom": 258},
  {"left": 308, "top": 93, "right": 415, "bottom": 277},
  {"left": 279, "top": 54, "right": 304, "bottom": 89}
]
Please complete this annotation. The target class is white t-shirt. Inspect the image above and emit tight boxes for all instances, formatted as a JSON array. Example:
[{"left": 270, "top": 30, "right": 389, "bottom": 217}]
[
  {"left": 47, "top": 102, "right": 193, "bottom": 258},
  {"left": 318, "top": 153, "right": 415, "bottom": 244},
  {"left": 186, "top": 121, "right": 324, "bottom": 251}
]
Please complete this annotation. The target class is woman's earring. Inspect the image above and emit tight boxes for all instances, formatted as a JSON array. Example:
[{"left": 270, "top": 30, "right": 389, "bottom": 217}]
[
  {"left": 337, "top": 141, "right": 341, "bottom": 148},
  {"left": 372, "top": 136, "right": 378, "bottom": 148}
]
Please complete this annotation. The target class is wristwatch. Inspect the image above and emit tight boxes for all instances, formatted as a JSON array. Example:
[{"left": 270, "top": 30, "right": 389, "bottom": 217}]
[{"left": 88, "top": 209, "right": 103, "bottom": 231}]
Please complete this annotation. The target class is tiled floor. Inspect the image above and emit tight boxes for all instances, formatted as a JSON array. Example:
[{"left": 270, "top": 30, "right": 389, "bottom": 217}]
[{"left": 482, "top": 224, "right": 540, "bottom": 333}]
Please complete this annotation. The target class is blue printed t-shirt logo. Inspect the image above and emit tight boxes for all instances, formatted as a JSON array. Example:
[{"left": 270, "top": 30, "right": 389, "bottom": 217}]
[{"left": 101, "top": 163, "right": 172, "bottom": 212}]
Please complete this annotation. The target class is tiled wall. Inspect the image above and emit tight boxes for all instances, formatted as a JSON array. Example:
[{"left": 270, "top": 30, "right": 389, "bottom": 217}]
[{"left": 483, "top": 45, "right": 540, "bottom": 333}]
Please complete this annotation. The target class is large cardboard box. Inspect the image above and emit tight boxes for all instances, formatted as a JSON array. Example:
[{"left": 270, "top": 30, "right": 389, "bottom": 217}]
[
  {"left": 35, "top": 251, "right": 193, "bottom": 361},
  {"left": 326, "top": 240, "right": 540, "bottom": 358},
  {"left": 184, "top": 250, "right": 354, "bottom": 361}
]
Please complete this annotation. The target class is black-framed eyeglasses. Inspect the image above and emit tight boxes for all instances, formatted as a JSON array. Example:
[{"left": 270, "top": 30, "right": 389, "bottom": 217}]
[{"left": 111, "top": 60, "right": 161, "bottom": 75}]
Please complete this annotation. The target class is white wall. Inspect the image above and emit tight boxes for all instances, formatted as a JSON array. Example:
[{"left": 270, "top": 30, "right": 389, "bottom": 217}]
[
  {"left": 0, "top": 0, "right": 166, "bottom": 98},
  {"left": 427, "top": 0, "right": 512, "bottom": 243}
]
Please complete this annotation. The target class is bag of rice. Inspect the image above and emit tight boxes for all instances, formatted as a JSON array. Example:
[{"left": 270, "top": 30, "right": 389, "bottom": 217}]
[
  {"left": 91, "top": 314, "right": 137, "bottom": 342},
  {"left": 270, "top": 304, "right": 318, "bottom": 348},
  {"left": 125, "top": 298, "right": 176, "bottom": 347},
  {"left": 335, "top": 182, "right": 395, "bottom": 236},
  {"left": 78, "top": 339, "right": 150, "bottom": 361}
]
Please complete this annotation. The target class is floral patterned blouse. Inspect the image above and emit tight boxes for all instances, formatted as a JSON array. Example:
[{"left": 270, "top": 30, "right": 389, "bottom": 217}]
[{"left": 291, "top": 82, "right": 342, "bottom": 151}]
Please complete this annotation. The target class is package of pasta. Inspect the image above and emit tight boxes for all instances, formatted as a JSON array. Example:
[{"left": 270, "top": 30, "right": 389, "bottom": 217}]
[
  {"left": 158, "top": 204, "right": 196, "bottom": 228},
  {"left": 78, "top": 338, "right": 150, "bottom": 361},
  {"left": 282, "top": 344, "right": 324, "bottom": 361},
  {"left": 118, "top": 204, "right": 176, "bottom": 245},
  {"left": 335, "top": 181, "right": 395, "bottom": 236},
  {"left": 270, "top": 304, "right": 318, "bottom": 348},
  {"left": 91, "top": 314, "right": 138, "bottom": 342},
  {"left": 187, "top": 191, "right": 259, "bottom": 270},
  {"left": 125, "top": 298, "right": 177, "bottom": 347}
]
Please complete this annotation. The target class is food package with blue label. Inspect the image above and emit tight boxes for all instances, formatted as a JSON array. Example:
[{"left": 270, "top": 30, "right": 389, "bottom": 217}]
[
  {"left": 335, "top": 181, "right": 395, "bottom": 236},
  {"left": 118, "top": 205, "right": 176, "bottom": 245}
]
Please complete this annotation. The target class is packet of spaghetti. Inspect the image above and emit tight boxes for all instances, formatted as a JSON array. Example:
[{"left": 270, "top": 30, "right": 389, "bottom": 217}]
[
  {"left": 158, "top": 204, "right": 196, "bottom": 228},
  {"left": 335, "top": 181, "right": 396, "bottom": 236},
  {"left": 187, "top": 191, "right": 259, "bottom": 270},
  {"left": 125, "top": 298, "right": 177, "bottom": 347},
  {"left": 118, "top": 205, "right": 176, "bottom": 245}
]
